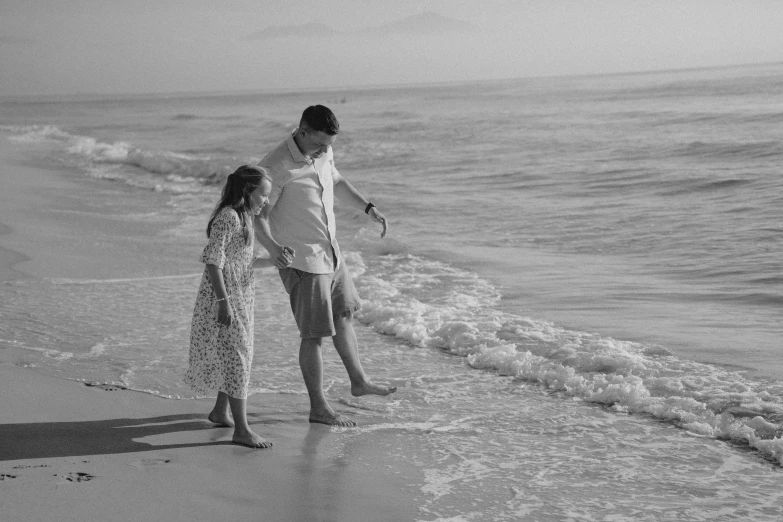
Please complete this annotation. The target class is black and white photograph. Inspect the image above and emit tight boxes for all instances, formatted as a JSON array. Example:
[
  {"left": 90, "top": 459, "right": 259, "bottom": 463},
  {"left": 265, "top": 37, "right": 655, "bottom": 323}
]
[{"left": 2, "top": 1, "right": 782, "bottom": 520}]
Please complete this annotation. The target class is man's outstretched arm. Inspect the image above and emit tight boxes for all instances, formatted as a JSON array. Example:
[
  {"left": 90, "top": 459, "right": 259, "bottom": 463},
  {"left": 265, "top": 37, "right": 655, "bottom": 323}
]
[{"left": 334, "top": 177, "right": 388, "bottom": 238}]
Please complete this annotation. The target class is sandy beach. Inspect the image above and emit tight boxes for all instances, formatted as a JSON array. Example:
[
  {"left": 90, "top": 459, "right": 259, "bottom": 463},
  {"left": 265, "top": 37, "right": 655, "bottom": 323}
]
[
  {"left": 0, "top": 349, "right": 419, "bottom": 522},
  {"left": 0, "top": 137, "right": 421, "bottom": 522}
]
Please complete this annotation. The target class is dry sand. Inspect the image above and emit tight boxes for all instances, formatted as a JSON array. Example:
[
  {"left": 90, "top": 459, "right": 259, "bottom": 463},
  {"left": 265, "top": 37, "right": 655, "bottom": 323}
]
[{"left": 0, "top": 135, "right": 422, "bottom": 522}]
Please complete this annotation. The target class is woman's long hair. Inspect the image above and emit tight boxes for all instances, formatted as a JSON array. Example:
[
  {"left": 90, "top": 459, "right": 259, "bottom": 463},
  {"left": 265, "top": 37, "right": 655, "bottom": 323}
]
[{"left": 207, "top": 165, "right": 270, "bottom": 246}]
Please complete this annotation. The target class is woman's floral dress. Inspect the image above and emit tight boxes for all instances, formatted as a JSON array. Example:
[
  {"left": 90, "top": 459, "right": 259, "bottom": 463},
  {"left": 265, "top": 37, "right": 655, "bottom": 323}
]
[{"left": 185, "top": 207, "right": 255, "bottom": 399}]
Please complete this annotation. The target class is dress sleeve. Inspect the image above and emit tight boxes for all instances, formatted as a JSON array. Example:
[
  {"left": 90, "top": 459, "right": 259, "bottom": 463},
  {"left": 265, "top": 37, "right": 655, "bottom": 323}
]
[{"left": 200, "top": 209, "right": 236, "bottom": 268}]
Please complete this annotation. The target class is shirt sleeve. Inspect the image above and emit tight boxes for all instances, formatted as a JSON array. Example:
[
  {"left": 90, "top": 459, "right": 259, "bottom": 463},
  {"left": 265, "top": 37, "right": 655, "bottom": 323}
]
[
  {"left": 200, "top": 209, "right": 236, "bottom": 268},
  {"left": 328, "top": 149, "right": 342, "bottom": 184},
  {"left": 260, "top": 161, "right": 284, "bottom": 208}
]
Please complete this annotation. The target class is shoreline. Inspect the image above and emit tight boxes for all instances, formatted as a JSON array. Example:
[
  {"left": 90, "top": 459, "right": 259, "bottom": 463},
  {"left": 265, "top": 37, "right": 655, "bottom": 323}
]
[
  {"left": 0, "top": 137, "right": 48, "bottom": 282},
  {"left": 0, "top": 133, "right": 202, "bottom": 283}
]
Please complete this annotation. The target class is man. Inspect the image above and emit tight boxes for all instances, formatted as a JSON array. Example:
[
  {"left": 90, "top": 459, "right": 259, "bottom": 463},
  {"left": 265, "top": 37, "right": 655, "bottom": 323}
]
[{"left": 255, "top": 105, "right": 396, "bottom": 427}]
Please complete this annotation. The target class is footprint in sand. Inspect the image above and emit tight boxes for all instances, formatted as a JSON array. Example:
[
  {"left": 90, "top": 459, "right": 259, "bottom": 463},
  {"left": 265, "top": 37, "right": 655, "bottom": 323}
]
[
  {"left": 64, "top": 472, "right": 95, "bottom": 483},
  {"left": 129, "top": 457, "right": 172, "bottom": 469},
  {"left": 84, "top": 382, "right": 127, "bottom": 391},
  {"left": 141, "top": 457, "right": 171, "bottom": 465}
]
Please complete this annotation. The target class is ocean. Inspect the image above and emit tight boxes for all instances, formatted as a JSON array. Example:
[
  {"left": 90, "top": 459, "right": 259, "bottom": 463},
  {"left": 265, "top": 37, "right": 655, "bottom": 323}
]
[{"left": 1, "top": 63, "right": 782, "bottom": 520}]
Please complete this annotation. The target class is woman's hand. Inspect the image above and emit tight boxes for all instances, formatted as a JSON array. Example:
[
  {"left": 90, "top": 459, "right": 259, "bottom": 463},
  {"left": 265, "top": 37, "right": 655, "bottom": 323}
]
[
  {"left": 217, "top": 299, "right": 233, "bottom": 327},
  {"left": 273, "top": 245, "right": 295, "bottom": 269}
]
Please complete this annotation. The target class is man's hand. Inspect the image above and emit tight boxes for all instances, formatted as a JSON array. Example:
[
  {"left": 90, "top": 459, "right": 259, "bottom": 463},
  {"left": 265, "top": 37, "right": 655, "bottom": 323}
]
[
  {"left": 368, "top": 207, "right": 388, "bottom": 238},
  {"left": 273, "top": 245, "right": 295, "bottom": 269}
]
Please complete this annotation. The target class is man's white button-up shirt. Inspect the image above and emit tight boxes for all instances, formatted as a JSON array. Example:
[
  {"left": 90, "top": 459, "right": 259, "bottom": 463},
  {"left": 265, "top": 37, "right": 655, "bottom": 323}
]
[{"left": 260, "top": 129, "right": 342, "bottom": 274}]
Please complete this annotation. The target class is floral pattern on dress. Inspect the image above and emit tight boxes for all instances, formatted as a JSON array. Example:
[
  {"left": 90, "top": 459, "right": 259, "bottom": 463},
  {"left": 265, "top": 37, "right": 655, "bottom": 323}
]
[{"left": 184, "top": 207, "right": 256, "bottom": 399}]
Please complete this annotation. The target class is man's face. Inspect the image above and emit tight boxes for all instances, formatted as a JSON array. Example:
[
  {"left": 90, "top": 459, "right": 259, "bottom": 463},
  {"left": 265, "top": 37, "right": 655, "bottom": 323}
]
[{"left": 299, "top": 127, "right": 337, "bottom": 159}]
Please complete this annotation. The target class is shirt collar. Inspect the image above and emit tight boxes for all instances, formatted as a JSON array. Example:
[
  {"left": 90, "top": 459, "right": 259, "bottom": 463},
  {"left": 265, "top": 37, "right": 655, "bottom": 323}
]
[{"left": 286, "top": 128, "right": 308, "bottom": 163}]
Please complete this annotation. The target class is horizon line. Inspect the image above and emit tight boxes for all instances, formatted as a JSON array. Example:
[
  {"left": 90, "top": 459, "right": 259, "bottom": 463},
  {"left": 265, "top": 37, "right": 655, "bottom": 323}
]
[{"left": 1, "top": 60, "right": 781, "bottom": 101}]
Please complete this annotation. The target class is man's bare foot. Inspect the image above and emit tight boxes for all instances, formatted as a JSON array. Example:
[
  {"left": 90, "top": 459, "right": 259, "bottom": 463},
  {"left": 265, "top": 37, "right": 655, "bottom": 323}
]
[
  {"left": 208, "top": 410, "right": 234, "bottom": 427},
  {"left": 232, "top": 429, "right": 272, "bottom": 449},
  {"left": 309, "top": 411, "right": 357, "bottom": 427},
  {"left": 351, "top": 381, "right": 397, "bottom": 397}
]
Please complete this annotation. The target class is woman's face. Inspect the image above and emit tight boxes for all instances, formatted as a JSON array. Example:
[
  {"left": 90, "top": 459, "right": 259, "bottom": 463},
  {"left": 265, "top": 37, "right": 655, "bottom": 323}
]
[{"left": 249, "top": 178, "right": 272, "bottom": 215}]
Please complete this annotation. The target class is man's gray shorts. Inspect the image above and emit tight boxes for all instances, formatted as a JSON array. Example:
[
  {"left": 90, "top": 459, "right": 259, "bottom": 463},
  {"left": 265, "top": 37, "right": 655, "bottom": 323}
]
[{"left": 278, "top": 261, "right": 362, "bottom": 339}]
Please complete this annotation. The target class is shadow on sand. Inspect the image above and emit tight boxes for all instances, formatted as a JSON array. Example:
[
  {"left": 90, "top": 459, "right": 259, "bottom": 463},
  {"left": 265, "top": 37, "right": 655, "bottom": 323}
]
[{"left": 0, "top": 413, "right": 275, "bottom": 461}]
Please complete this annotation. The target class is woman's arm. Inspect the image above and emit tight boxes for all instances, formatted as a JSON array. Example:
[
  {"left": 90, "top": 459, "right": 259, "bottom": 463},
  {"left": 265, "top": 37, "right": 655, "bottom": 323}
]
[
  {"left": 206, "top": 263, "right": 233, "bottom": 327},
  {"left": 252, "top": 256, "right": 275, "bottom": 269},
  {"left": 254, "top": 211, "right": 294, "bottom": 268}
]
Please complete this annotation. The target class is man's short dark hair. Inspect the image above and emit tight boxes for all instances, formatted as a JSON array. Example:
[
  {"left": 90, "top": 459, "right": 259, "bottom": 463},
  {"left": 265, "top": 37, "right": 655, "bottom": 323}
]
[{"left": 300, "top": 105, "right": 339, "bottom": 135}]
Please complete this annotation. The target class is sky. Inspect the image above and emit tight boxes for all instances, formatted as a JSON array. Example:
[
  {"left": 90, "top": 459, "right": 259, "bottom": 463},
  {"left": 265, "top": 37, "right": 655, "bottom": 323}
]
[{"left": 1, "top": 0, "right": 782, "bottom": 96}]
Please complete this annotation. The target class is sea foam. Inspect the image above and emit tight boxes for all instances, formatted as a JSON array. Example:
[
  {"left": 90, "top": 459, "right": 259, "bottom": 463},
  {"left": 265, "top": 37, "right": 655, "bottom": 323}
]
[
  {"left": 3, "top": 125, "right": 233, "bottom": 188},
  {"left": 353, "top": 252, "right": 783, "bottom": 464}
]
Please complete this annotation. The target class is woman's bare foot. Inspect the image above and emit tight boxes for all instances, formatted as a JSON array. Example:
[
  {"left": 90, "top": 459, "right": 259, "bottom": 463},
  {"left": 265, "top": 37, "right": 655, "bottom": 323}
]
[
  {"left": 208, "top": 409, "right": 234, "bottom": 427},
  {"left": 232, "top": 428, "right": 272, "bottom": 449},
  {"left": 351, "top": 381, "right": 397, "bottom": 397}
]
